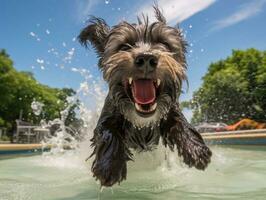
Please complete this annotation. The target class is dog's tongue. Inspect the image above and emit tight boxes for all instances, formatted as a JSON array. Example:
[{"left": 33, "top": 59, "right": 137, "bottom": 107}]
[{"left": 132, "top": 79, "right": 155, "bottom": 104}]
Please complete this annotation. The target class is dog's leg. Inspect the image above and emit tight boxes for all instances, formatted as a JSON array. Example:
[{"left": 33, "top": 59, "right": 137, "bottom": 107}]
[
  {"left": 90, "top": 97, "right": 132, "bottom": 187},
  {"left": 161, "top": 104, "right": 212, "bottom": 170}
]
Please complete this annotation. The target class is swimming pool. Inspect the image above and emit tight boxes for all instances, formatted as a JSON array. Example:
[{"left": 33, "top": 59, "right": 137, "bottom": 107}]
[{"left": 0, "top": 145, "right": 266, "bottom": 200}]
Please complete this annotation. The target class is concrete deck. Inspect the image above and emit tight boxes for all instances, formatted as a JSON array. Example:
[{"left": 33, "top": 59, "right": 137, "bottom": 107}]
[
  {"left": 0, "top": 143, "right": 45, "bottom": 151},
  {"left": 202, "top": 129, "right": 266, "bottom": 145}
]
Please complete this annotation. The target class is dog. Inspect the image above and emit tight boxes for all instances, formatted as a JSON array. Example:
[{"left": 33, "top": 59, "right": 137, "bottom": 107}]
[{"left": 78, "top": 6, "right": 212, "bottom": 187}]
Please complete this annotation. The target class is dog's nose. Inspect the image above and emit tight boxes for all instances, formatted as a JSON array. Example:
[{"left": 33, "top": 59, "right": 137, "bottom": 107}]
[{"left": 135, "top": 53, "right": 158, "bottom": 72}]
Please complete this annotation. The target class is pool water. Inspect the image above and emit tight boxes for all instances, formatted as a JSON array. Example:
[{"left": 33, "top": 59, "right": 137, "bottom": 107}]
[{"left": 0, "top": 146, "right": 266, "bottom": 200}]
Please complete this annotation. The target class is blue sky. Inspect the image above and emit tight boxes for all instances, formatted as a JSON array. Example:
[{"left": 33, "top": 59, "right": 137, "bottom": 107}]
[{"left": 1, "top": 0, "right": 266, "bottom": 119}]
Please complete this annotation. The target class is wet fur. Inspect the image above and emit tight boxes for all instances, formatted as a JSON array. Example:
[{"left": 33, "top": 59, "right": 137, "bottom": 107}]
[{"left": 79, "top": 6, "right": 212, "bottom": 186}]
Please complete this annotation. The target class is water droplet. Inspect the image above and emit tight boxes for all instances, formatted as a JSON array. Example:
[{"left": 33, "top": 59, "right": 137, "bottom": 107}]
[
  {"left": 30, "top": 32, "right": 36, "bottom": 37},
  {"left": 31, "top": 100, "right": 44, "bottom": 116},
  {"left": 36, "top": 58, "right": 44, "bottom": 64}
]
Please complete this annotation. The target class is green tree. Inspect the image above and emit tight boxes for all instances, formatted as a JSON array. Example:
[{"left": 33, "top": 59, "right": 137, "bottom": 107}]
[
  {"left": 185, "top": 48, "right": 266, "bottom": 125},
  {"left": 0, "top": 49, "right": 78, "bottom": 136}
]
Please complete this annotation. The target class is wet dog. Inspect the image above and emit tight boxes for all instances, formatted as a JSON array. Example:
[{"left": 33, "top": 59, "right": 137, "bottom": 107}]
[{"left": 78, "top": 6, "right": 212, "bottom": 187}]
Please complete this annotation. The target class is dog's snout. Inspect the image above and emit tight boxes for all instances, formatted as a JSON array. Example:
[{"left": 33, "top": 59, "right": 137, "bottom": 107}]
[{"left": 135, "top": 53, "right": 158, "bottom": 72}]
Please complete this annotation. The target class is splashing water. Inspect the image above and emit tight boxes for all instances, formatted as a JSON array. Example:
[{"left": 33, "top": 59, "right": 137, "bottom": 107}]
[
  {"left": 34, "top": 66, "right": 107, "bottom": 171},
  {"left": 41, "top": 96, "right": 79, "bottom": 155},
  {"left": 26, "top": 20, "right": 108, "bottom": 168},
  {"left": 31, "top": 100, "right": 44, "bottom": 116}
]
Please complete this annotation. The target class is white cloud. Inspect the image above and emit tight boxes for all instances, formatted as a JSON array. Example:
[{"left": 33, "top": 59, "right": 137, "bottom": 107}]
[
  {"left": 136, "top": 0, "right": 215, "bottom": 24},
  {"left": 211, "top": 0, "right": 266, "bottom": 31}
]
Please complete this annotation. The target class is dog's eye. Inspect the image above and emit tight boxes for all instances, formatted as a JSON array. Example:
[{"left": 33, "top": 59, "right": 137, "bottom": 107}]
[{"left": 119, "top": 44, "right": 132, "bottom": 51}]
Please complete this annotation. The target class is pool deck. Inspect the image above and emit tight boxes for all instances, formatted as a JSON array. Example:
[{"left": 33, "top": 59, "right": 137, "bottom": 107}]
[
  {"left": 202, "top": 129, "right": 266, "bottom": 145},
  {"left": 0, "top": 143, "right": 43, "bottom": 150},
  {"left": 0, "top": 143, "right": 51, "bottom": 155}
]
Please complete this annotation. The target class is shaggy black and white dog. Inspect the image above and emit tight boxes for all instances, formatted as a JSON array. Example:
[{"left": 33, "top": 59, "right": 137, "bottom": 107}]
[{"left": 78, "top": 6, "right": 212, "bottom": 187}]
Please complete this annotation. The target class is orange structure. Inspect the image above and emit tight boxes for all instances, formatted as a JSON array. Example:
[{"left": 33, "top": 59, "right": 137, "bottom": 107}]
[{"left": 226, "top": 119, "right": 266, "bottom": 131}]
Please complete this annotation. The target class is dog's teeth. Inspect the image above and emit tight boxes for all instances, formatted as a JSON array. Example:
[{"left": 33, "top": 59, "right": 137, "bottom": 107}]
[
  {"left": 135, "top": 103, "right": 141, "bottom": 111},
  {"left": 129, "top": 77, "right": 133, "bottom": 85},
  {"left": 135, "top": 102, "right": 157, "bottom": 113},
  {"left": 151, "top": 102, "right": 157, "bottom": 111},
  {"left": 157, "top": 79, "right": 161, "bottom": 87}
]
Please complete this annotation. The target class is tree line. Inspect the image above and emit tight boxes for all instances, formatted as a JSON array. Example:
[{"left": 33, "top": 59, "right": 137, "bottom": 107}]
[{"left": 183, "top": 48, "right": 266, "bottom": 125}]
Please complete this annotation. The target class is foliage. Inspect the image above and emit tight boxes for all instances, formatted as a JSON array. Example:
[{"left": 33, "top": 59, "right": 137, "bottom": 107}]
[
  {"left": 0, "top": 135, "right": 10, "bottom": 141},
  {"left": 0, "top": 49, "right": 78, "bottom": 133},
  {"left": 184, "top": 48, "right": 266, "bottom": 124},
  {"left": 0, "top": 117, "right": 5, "bottom": 127}
]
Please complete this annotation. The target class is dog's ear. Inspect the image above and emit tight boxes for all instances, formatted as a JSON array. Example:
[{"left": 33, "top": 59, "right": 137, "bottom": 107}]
[
  {"left": 153, "top": 4, "right": 166, "bottom": 24},
  {"left": 78, "top": 17, "right": 110, "bottom": 56}
]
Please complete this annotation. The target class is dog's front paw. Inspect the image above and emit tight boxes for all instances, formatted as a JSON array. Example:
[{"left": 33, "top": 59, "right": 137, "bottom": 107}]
[
  {"left": 92, "top": 159, "right": 127, "bottom": 187},
  {"left": 181, "top": 139, "right": 212, "bottom": 170}
]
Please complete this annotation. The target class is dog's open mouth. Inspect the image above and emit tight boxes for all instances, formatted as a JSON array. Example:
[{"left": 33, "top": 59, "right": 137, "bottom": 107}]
[{"left": 126, "top": 78, "right": 161, "bottom": 116}]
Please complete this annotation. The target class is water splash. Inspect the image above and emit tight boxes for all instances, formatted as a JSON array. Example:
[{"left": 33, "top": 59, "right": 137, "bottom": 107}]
[
  {"left": 38, "top": 67, "right": 106, "bottom": 169},
  {"left": 31, "top": 100, "right": 44, "bottom": 116},
  {"left": 42, "top": 96, "right": 78, "bottom": 155},
  {"left": 27, "top": 20, "right": 108, "bottom": 168}
]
